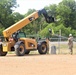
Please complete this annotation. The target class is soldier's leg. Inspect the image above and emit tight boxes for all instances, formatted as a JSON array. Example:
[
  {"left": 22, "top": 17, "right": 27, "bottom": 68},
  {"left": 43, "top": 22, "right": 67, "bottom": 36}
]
[{"left": 70, "top": 48, "right": 73, "bottom": 55}]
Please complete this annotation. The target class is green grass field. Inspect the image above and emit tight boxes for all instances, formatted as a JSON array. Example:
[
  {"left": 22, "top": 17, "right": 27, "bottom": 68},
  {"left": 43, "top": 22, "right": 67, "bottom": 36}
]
[{"left": 50, "top": 41, "right": 76, "bottom": 54}]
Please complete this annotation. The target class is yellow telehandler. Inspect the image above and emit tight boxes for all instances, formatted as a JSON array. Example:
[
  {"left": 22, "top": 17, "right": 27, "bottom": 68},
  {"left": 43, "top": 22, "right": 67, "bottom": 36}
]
[{"left": 0, "top": 9, "right": 54, "bottom": 56}]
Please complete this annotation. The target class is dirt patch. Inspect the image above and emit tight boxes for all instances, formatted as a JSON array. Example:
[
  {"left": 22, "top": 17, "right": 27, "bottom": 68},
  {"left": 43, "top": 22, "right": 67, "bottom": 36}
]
[{"left": 0, "top": 54, "right": 76, "bottom": 75}]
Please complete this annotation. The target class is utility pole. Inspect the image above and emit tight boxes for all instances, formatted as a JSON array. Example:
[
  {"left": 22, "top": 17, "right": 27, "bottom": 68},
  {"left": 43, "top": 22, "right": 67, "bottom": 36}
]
[{"left": 58, "top": 29, "right": 61, "bottom": 54}]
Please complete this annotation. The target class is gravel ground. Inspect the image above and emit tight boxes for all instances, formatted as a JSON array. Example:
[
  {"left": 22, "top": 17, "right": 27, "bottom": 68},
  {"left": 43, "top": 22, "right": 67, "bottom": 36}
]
[{"left": 0, "top": 54, "right": 76, "bottom": 75}]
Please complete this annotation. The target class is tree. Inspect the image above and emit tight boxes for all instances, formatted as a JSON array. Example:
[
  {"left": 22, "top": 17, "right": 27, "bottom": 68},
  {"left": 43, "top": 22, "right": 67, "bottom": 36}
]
[
  {"left": 45, "top": 4, "right": 57, "bottom": 17},
  {"left": 12, "top": 12, "right": 24, "bottom": 23},
  {"left": 0, "top": 0, "right": 18, "bottom": 28},
  {"left": 23, "top": 0, "right": 76, "bottom": 37},
  {"left": 57, "top": 0, "right": 76, "bottom": 29}
]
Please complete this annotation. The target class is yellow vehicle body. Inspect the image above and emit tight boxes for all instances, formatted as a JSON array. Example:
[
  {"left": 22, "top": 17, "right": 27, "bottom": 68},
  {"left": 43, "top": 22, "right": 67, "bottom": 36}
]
[
  {"left": 3, "top": 42, "right": 10, "bottom": 52},
  {"left": 2, "top": 38, "right": 37, "bottom": 52},
  {"left": 19, "top": 38, "right": 37, "bottom": 50}
]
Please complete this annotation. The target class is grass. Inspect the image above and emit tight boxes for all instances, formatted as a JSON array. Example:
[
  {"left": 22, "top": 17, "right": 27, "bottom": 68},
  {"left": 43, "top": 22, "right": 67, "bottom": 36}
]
[{"left": 50, "top": 42, "right": 76, "bottom": 54}]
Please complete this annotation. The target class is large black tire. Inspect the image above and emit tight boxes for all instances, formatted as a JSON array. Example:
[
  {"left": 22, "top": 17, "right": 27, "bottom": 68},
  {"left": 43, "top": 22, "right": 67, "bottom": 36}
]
[
  {"left": 25, "top": 50, "right": 30, "bottom": 54},
  {"left": 0, "top": 44, "right": 7, "bottom": 56},
  {"left": 15, "top": 43, "right": 25, "bottom": 56},
  {"left": 38, "top": 42, "right": 47, "bottom": 54}
]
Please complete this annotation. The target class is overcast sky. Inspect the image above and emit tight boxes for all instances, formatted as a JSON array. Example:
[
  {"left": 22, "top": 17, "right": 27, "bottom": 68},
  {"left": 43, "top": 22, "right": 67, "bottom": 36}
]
[{"left": 14, "top": 0, "right": 63, "bottom": 14}]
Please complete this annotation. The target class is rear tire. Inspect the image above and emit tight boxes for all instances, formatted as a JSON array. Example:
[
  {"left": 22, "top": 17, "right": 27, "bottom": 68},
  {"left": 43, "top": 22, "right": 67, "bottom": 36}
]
[
  {"left": 0, "top": 44, "right": 7, "bottom": 56},
  {"left": 15, "top": 43, "right": 25, "bottom": 56},
  {"left": 38, "top": 42, "right": 47, "bottom": 54}
]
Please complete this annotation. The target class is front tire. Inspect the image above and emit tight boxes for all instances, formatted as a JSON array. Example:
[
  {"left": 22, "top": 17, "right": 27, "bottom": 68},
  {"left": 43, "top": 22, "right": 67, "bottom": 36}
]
[
  {"left": 0, "top": 44, "right": 7, "bottom": 56},
  {"left": 15, "top": 43, "right": 25, "bottom": 56},
  {"left": 38, "top": 42, "right": 47, "bottom": 54}
]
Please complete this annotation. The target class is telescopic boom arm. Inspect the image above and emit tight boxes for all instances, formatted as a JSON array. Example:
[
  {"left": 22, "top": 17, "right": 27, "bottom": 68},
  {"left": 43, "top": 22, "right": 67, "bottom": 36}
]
[{"left": 3, "top": 9, "right": 54, "bottom": 38}]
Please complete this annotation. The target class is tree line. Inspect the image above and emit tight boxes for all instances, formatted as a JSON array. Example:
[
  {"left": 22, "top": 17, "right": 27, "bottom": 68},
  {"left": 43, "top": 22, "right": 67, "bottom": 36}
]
[{"left": 0, "top": 0, "right": 76, "bottom": 38}]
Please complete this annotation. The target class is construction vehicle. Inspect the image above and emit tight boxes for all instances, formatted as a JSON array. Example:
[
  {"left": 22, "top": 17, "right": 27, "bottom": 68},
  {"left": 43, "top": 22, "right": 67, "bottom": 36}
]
[{"left": 0, "top": 9, "right": 54, "bottom": 56}]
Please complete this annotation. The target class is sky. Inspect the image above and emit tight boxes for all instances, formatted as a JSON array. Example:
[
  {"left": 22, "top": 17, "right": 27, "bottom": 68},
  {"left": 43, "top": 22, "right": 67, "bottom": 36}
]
[{"left": 14, "top": 0, "right": 63, "bottom": 14}]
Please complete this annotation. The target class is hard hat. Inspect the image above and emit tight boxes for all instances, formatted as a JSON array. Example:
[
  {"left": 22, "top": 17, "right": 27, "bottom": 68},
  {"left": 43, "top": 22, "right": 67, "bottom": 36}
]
[{"left": 69, "top": 34, "right": 72, "bottom": 36}]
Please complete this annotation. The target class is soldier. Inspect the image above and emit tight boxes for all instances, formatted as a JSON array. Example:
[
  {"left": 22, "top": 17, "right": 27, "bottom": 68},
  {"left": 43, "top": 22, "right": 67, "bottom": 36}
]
[{"left": 68, "top": 34, "right": 73, "bottom": 55}]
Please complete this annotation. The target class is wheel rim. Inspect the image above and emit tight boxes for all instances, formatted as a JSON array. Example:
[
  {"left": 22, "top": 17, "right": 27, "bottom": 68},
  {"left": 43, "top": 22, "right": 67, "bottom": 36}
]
[
  {"left": 41, "top": 44, "right": 46, "bottom": 52},
  {"left": 19, "top": 45, "right": 25, "bottom": 54}
]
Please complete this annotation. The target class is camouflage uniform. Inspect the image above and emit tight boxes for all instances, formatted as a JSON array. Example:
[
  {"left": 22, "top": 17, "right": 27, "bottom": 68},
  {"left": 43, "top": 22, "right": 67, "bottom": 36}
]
[{"left": 68, "top": 34, "right": 73, "bottom": 55}]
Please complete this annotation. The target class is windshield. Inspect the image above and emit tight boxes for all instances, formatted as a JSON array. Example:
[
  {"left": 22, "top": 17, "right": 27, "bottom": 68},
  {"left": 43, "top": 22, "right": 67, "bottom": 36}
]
[{"left": 18, "top": 32, "right": 26, "bottom": 38}]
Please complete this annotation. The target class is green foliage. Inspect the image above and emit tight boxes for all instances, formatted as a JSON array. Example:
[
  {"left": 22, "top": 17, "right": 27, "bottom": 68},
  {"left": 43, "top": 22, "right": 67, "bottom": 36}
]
[
  {"left": 0, "top": 27, "right": 4, "bottom": 35},
  {"left": 39, "top": 23, "right": 55, "bottom": 37},
  {"left": 40, "top": 23, "right": 76, "bottom": 38},
  {"left": 57, "top": 0, "right": 76, "bottom": 29},
  {"left": 39, "top": 0, "right": 76, "bottom": 38},
  {"left": 12, "top": 12, "right": 24, "bottom": 23},
  {"left": 25, "top": 9, "right": 36, "bottom": 17},
  {"left": 45, "top": 4, "right": 57, "bottom": 17},
  {"left": 0, "top": 0, "right": 18, "bottom": 28},
  {"left": 0, "top": 0, "right": 76, "bottom": 38}
]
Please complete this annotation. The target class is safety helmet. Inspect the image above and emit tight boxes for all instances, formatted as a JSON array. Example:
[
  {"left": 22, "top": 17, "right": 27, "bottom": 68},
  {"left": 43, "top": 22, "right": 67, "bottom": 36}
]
[{"left": 69, "top": 34, "right": 72, "bottom": 37}]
